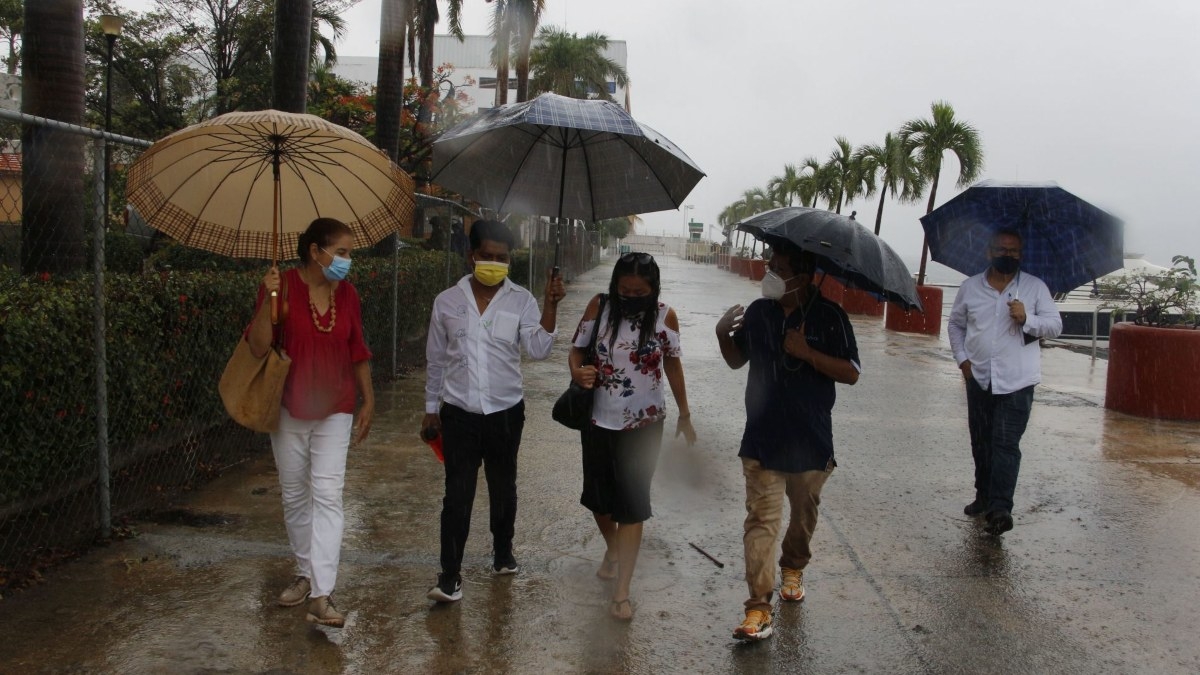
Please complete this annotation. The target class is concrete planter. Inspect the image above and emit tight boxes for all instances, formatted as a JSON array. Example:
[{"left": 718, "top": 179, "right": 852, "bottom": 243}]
[
  {"left": 1105, "top": 323, "right": 1200, "bottom": 420},
  {"left": 885, "top": 285, "right": 943, "bottom": 336},
  {"left": 842, "top": 288, "right": 885, "bottom": 316},
  {"left": 736, "top": 257, "right": 752, "bottom": 278},
  {"left": 815, "top": 273, "right": 846, "bottom": 305},
  {"left": 748, "top": 259, "right": 766, "bottom": 281}
]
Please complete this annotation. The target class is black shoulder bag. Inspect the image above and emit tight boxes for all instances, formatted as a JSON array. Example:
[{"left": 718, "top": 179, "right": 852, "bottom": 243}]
[{"left": 552, "top": 294, "right": 608, "bottom": 430}]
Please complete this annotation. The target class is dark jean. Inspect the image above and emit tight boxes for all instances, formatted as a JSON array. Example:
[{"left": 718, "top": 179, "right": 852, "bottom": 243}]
[
  {"left": 965, "top": 380, "right": 1034, "bottom": 514},
  {"left": 438, "top": 400, "right": 525, "bottom": 576}
]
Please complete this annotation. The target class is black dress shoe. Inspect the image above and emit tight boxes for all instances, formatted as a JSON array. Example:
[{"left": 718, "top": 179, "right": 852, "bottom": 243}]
[
  {"left": 964, "top": 500, "right": 988, "bottom": 517},
  {"left": 985, "top": 510, "right": 1014, "bottom": 536}
]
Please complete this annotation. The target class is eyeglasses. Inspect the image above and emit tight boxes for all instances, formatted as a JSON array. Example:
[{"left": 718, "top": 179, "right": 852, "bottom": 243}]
[
  {"left": 620, "top": 252, "right": 654, "bottom": 264},
  {"left": 990, "top": 246, "right": 1020, "bottom": 256}
]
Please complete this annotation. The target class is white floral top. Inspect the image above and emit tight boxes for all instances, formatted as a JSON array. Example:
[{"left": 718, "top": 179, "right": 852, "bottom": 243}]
[{"left": 571, "top": 301, "right": 681, "bottom": 431}]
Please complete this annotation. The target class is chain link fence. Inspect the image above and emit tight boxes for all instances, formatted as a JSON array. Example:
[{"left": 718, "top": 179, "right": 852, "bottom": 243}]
[{"left": 0, "top": 109, "right": 600, "bottom": 591}]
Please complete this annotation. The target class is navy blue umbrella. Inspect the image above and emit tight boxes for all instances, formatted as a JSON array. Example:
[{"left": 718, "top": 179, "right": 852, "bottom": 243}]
[
  {"left": 919, "top": 180, "right": 1123, "bottom": 294},
  {"left": 736, "top": 207, "right": 922, "bottom": 310}
]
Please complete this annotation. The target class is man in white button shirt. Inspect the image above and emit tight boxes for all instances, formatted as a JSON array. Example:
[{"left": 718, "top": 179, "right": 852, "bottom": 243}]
[
  {"left": 948, "top": 229, "right": 1062, "bottom": 536},
  {"left": 423, "top": 220, "right": 566, "bottom": 602}
]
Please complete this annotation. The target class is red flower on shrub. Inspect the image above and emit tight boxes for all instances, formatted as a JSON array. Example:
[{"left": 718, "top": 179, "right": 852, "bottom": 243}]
[
  {"left": 25, "top": 390, "right": 33, "bottom": 399},
  {"left": 55, "top": 409, "right": 66, "bottom": 419},
  {"left": 178, "top": 294, "right": 188, "bottom": 304},
  {"left": 39, "top": 272, "right": 50, "bottom": 282}
]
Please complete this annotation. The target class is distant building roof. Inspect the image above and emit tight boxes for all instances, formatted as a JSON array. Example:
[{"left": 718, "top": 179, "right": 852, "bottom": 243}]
[{"left": 0, "top": 153, "right": 20, "bottom": 173}]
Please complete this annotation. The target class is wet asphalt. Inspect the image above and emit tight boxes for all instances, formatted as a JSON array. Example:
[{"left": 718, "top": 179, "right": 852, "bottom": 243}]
[{"left": 1, "top": 256, "right": 1199, "bottom": 674}]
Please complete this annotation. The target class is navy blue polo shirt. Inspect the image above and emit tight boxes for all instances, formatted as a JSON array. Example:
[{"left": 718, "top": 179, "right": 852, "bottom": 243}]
[{"left": 733, "top": 290, "right": 860, "bottom": 473}]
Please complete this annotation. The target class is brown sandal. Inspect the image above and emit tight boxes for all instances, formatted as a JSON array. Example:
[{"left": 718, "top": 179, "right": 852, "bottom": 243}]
[
  {"left": 596, "top": 558, "right": 619, "bottom": 580},
  {"left": 609, "top": 598, "right": 633, "bottom": 621}
]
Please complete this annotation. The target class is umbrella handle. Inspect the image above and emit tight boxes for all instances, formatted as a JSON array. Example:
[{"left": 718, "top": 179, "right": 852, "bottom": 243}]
[{"left": 270, "top": 290, "right": 279, "bottom": 325}]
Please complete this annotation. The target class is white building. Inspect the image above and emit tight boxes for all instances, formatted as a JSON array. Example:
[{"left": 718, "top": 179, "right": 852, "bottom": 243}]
[{"left": 332, "top": 34, "right": 629, "bottom": 114}]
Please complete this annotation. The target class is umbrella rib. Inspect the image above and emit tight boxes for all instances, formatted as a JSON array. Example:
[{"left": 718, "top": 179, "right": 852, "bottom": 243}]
[
  {"left": 498, "top": 124, "right": 558, "bottom": 215},
  {"left": 614, "top": 133, "right": 681, "bottom": 213}
]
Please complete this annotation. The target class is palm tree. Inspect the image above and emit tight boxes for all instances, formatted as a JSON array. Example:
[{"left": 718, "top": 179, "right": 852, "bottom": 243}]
[
  {"left": 273, "top": 0, "right": 312, "bottom": 112},
  {"left": 529, "top": 26, "right": 628, "bottom": 100},
  {"left": 488, "top": 0, "right": 512, "bottom": 105},
  {"left": 797, "top": 156, "right": 828, "bottom": 208},
  {"left": 901, "top": 100, "right": 984, "bottom": 285},
  {"left": 375, "top": 0, "right": 412, "bottom": 162},
  {"left": 416, "top": 0, "right": 462, "bottom": 89},
  {"left": 767, "top": 164, "right": 805, "bottom": 207},
  {"left": 510, "top": 0, "right": 544, "bottom": 102},
  {"left": 22, "top": 0, "right": 87, "bottom": 274},
  {"left": 855, "top": 132, "right": 925, "bottom": 235},
  {"left": 824, "top": 137, "right": 873, "bottom": 215}
]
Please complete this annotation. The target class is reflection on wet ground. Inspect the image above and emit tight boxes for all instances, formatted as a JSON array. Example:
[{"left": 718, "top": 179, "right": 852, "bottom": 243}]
[{"left": 1, "top": 257, "right": 1198, "bottom": 673}]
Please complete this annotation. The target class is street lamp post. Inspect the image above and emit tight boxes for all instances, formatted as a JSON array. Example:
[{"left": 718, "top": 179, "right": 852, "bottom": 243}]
[{"left": 99, "top": 14, "right": 124, "bottom": 220}]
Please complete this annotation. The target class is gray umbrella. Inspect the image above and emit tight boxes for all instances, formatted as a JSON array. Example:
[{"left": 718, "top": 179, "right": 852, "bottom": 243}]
[
  {"left": 431, "top": 93, "right": 705, "bottom": 263},
  {"left": 737, "top": 207, "right": 922, "bottom": 310}
]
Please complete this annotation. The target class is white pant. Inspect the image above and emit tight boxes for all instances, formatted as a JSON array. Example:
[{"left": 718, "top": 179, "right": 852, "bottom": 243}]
[{"left": 270, "top": 408, "right": 353, "bottom": 598}]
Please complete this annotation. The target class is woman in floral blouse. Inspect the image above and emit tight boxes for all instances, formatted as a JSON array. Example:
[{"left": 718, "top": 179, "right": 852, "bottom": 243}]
[{"left": 567, "top": 252, "right": 697, "bottom": 621}]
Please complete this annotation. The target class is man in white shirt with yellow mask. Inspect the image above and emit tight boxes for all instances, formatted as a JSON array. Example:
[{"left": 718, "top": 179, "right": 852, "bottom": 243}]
[{"left": 423, "top": 220, "right": 566, "bottom": 602}]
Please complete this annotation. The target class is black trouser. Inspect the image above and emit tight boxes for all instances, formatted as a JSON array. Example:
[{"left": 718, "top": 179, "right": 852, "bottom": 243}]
[
  {"left": 966, "top": 380, "right": 1034, "bottom": 514},
  {"left": 438, "top": 400, "right": 525, "bottom": 576}
]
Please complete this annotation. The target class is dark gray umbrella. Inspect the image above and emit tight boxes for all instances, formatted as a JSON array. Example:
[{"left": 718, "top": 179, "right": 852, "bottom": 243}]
[
  {"left": 737, "top": 207, "right": 922, "bottom": 310},
  {"left": 431, "top": 93, "right": 705, "bottom": 263}
]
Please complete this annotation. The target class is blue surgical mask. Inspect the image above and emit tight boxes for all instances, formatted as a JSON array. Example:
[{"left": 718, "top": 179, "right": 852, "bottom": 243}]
[{"left": 320, "top": 248, "right": 352, "bottom": 281}]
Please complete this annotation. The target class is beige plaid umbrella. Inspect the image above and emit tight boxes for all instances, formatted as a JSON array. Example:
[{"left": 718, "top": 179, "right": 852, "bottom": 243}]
[{"left": 126, "top": 109, "right": 416, "bottom": 262}]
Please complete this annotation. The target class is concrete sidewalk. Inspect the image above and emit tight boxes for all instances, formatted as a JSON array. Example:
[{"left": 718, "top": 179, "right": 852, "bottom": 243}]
[{"left": 1, "top": 258, "right": 1198, "bottom": 674}]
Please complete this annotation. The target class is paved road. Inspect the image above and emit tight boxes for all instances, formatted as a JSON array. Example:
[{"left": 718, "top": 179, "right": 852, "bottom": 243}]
[{"left": 2, "top": 257, "right": 1198, "bottom": 674}]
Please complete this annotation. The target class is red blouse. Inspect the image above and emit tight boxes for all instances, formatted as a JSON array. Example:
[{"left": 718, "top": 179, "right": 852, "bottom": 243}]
[{"left": 249, "top": 268, "right": 372, "bottom": 420}]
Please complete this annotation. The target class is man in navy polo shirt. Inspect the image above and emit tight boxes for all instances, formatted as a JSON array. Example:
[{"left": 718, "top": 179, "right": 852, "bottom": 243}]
[{"left": 716, "top": 242, "right": 861, "bottom": 641}]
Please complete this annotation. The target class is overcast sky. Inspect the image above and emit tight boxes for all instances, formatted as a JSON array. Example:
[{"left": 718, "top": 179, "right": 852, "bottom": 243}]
[{"left": 121, "top": 0, "right": 1200, "bottom": 270}]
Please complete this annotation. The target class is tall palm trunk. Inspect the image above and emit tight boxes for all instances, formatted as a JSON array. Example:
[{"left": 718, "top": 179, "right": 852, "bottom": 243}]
[
  {"left": 873, "top": 184, "right": 889, "bottom": 235},
  {"left": 375, "top": 0, "right": 409, "bottom": 162},
  {"left": 513, "top": 3, "right": 538, "bottom": 102},
  {"left": 917, "top": 162, "right": 942, "bottom": 286},
  {"left": 273, "top": 0, "right": 312, "bottom": 112},
  {"left": 495, "top": 26, "right": 510, "bottom": 105},
  {"left": 418, "top": 0, "right": 436, "bottom": 89},
  {"left": 21, "top": 0, "right": 86, "bottom": 274}
]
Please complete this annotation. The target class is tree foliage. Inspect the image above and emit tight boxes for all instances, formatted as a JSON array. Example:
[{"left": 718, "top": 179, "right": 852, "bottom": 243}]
[
  {"left": 529, "top": 26, "right": 628, "bottom": 101},
  {"left": 1098, "top": 256, "right": 1198, "bottom": 327}
]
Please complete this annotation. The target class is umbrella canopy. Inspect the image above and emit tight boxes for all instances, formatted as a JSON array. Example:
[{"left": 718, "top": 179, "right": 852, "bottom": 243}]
[
  {"left": 919, "top": 179, "right": 1123, "bottom": 294},
  {"left": 736, "top": 207, "right": 922, "bottom": 310},
  {"left": 126, "top": 109, "right": 416, "bottom": 261},
  {"left": 430, "top": 93, "right": 705, "bottom": 222}
]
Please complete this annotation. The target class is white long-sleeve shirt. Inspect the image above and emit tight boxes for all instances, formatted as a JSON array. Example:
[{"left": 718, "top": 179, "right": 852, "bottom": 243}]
[
  {"left": 948, "top": 270, "right": 1063, "bottom": 395},
  {"left": 425, "top": 275, "right": 556, "bottom": 415}
]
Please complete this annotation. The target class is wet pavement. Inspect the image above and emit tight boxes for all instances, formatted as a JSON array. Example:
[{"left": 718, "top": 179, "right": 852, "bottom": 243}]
[{"left": 2, "top": 257, "right": 1199, "bottom": 674}]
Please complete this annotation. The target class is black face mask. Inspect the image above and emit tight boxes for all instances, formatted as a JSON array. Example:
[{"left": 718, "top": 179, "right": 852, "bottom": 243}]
[
  {"left": 991, "top": 255, "right": 1020, "bottom": 275},
  {"left": 618, "top": 295, "right": 656, "bottom": 317}
]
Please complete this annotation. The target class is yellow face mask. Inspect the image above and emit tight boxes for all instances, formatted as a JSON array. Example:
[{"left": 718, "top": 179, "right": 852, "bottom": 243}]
[{"left": 473, "top": 260, "right": 509, "bottom": 287}]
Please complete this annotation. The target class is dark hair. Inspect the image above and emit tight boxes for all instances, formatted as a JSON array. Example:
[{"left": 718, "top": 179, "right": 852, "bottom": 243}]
[
  {"left": 768, "top": 240, "right": 816, "bottom": 275},
  {"left": 297, "top": 217, "right": 353, "bottom": 263},
  {"left": 991, "top": 228, "right": 1023, "bottom": 248},
  {"left": 607, "top": 251, "right": 661, "bottom": 350},
  {"left": 469, "top": 219, "right": 515, "bottom": 251}
]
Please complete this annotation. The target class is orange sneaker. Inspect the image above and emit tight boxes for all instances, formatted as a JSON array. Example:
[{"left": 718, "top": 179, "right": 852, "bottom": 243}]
[
  {"left": 780, "top": 567, "right": 805, "bottom": 602},
  {"left": 733, "top": 609, "right": 774, "bottom": 641}
]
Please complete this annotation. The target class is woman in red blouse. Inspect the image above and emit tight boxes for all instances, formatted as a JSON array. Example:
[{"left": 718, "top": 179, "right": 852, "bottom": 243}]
[{"left": 247, "top": 217, "right": 374, "bottom": 628}]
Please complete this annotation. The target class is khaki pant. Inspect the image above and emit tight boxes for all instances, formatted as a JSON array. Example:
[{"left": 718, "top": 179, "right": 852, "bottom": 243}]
[{"left": 742, "top": 457, "right": 833, "bottom": 612}]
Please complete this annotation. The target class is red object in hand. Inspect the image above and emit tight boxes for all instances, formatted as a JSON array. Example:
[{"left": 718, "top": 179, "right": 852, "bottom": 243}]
[{"left": 422, "top": 427, "right": 444, "bottom": 463}]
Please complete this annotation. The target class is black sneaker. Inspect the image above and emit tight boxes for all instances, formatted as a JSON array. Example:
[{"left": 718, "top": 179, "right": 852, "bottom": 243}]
[
  {"left": 985, "top": 510, "right": 1014, "bottom": 536},
  {"left": 426, "top": 573, "right": 462, "bottom": 603},
  {"left": 493, "top": 553, "right": 519, "bottom": 575},
  {"left": 964, "top": 499, "right": 988, "bottom": 517}
]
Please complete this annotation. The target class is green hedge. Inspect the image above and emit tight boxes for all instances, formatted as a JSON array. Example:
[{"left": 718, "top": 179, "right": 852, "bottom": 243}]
[{"left": 0, "top": 247, "right": 452, "bottom": 505}]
